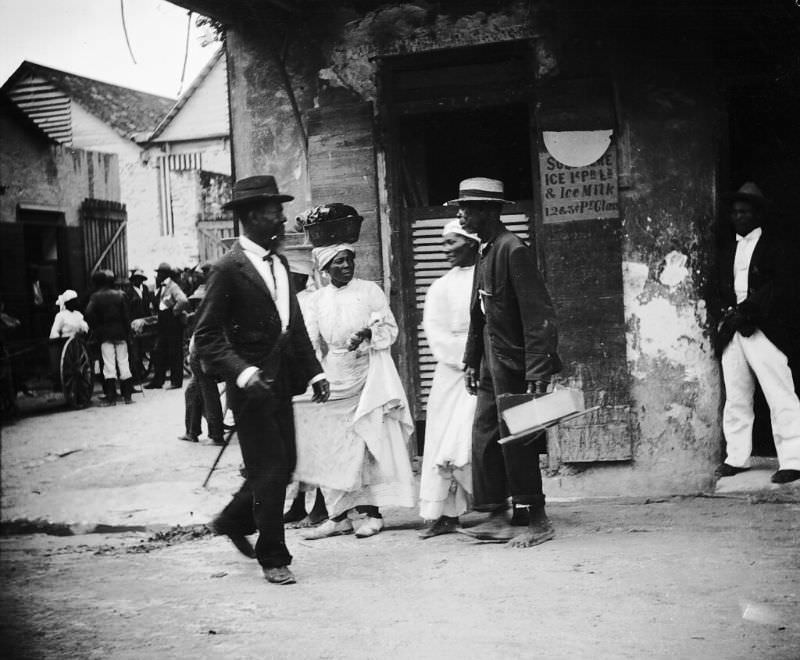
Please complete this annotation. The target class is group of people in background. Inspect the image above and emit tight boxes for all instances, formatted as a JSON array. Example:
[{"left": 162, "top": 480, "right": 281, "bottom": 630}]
[{"left": 19, "top": 260, "right": 212, "bottom": 406}]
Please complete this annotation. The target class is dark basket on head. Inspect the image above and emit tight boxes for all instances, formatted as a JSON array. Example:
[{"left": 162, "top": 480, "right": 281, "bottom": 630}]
[{"left": 304, "top": 216, "right": 363, "bottom": 247}]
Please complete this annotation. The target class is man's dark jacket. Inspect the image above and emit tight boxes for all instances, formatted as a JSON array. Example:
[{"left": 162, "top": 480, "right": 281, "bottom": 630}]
[
  {"left": 124, "top": 284, "right": 155, "bottom": 320},
  {"left": 192, "top": 242, "right": 322, "bottom": 399},
  {"left": 715, "top": 230, "right": 800, "bottom": 358},
  {"left": 85, "top": 288, "right": 130, "bottom": 342},
  {"left": 464, "top": 228, "right": 561, "bottom": 382}
]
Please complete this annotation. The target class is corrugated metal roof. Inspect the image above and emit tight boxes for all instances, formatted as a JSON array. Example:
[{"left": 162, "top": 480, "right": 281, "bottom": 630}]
[{"left": 1, "top": 61, "right": 175, "bottom": 142}]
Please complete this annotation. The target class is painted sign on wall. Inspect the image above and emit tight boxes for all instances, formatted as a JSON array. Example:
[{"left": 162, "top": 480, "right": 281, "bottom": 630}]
[{"left": 539, "top": 146, "right": 619, "bottom": 223}]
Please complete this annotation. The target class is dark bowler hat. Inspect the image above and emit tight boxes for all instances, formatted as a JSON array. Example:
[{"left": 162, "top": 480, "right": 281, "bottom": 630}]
[
  {"left": 725, "top": 182, "right": 769, "bottom": 208},
  {"left": 222, "top": 175, "right": 294, "bottom": 210},
  {"left": 155, "top": 262, "right": 173, "bottom": 273}
]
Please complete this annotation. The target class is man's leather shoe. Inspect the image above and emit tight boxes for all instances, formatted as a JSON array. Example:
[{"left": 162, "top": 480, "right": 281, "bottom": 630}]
[
  {"left": 178, "top": 434, "right": 199, "bottom": 443},
  {"left": 143, "top": 381, "right": 163, "bottom": 389},
  {"left": 716, "top": 463, "right": 750, "bottom": 478},
  {"left": 771, "top": 469, "right": 800, "bottom": 484},
  {"left": 263, "top": 566, "right": 296, "bottom": 584},
  {"left": 208, "top": 518, "right": 256, "bottom": 558}
]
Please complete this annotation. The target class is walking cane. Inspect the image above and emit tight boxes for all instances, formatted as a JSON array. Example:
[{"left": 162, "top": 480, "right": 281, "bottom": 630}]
[
  {"left": 202, "top": 382, "right": 235, "bottom": 488},
  {"left": 202, "top": 424, "right": 236, "bottom": 488}
]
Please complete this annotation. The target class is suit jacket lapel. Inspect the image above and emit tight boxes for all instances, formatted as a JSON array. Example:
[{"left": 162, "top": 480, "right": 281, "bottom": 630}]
[
  {"left": 231, "top": 243, "right": 278, "bottom": 312},
  {"left": 748, "top": 233, "right": 768, "bottom": 283}
]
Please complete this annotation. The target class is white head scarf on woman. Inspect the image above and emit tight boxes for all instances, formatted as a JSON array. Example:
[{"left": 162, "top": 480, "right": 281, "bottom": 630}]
[
  {"left": 56, "top": 289, "right": 78, "bottom": 312},
  {"left": 442, "top": 219, "right": 479, "bottom": 243},
  {"left": 312, "top": 243, "right": 356, "bottom": 271}
]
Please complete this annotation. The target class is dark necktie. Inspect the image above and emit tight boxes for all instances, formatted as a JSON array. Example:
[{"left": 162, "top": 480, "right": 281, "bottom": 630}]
[{"left": 262, "top": 254, "right": 277, "bottom": 300}]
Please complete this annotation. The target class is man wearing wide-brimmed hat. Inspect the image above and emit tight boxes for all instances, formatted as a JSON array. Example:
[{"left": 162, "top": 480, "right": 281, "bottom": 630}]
[
  {"left": 145, "top": 262, "right": 188, "bottom": 390},
  {"left": 124, "top": 267, "right": 155, "bottom": 382},
  {"left": 194, "top": 175, "right": 329, "bottom": 585},
  {"left": 451, "top": 177, "right": 562, "bottom": 547},
  {"left": 714, "top": 182, "right": 800, "bottom": 484},
  {"left": 125, "top": 267, "right": 155, "bottom": 321}
]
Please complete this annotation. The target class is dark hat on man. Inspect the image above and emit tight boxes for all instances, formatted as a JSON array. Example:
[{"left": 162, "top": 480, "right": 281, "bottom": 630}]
[
  {"left": 222, "top": 175, "right": 294, "bottom": 210},
  {"left": 155, "top": 262, "right": 173, "bottom": 273},
  {"left": 725, "top": 182, "right": 769, "bottom": 208},
  {"left": 445, "top": 177, "right": 514, "bottom": 206}
]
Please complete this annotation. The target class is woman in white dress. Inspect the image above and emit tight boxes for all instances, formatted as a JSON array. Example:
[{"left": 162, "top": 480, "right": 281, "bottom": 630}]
[
  {"left": 49, "top": 290, "right": 89, "bottom": 339},
  {"left": 418, "top": 219, "right": 480, "bottom": 538},
  {"left": 297, "top": 243, "right": 416, "bottom": 539}
]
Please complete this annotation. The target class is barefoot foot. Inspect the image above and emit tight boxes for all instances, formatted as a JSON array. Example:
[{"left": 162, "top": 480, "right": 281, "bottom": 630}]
[{"left": 506, "top": 520, "right": 555, "bottom": 548}]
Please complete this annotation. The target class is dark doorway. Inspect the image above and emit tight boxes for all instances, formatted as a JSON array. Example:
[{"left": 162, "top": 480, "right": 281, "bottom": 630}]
[
  {"left": 397, "top": 103, "right": 533, "bottom": 207},
  {"left": 726, "top": 80, "right": 800, "bottom": 457}
]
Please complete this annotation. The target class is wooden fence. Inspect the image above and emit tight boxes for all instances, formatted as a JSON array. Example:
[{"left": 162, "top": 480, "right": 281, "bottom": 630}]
[
  {"left": 197, "top": 217, "right": 236, "bottom": 264},
  {"left": 81, "top": 199, "right": 128, "bottom": 278}
]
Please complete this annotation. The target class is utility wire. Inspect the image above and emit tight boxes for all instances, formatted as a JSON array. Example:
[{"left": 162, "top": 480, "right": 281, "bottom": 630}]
[
  {"left": 177, "top": 11, "right": 193, "bottom": 96},
  {"left": 120, "top": 0, "right": 137, "bottom": 64}
]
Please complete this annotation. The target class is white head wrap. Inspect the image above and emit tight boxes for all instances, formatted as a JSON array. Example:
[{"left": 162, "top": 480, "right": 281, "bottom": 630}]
[
  {"left": 312, "top": 243, "right": 356, "bottom": 271},
  {"left": 442, "top": 219, "right": 479, "bottom": 243},
  {"left": 56, "top": 289, "right": 78, "bottom": 311}
]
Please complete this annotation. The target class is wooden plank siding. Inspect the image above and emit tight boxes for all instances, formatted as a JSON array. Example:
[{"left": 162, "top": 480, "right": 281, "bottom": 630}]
[
  {"left": 80, "top": 199, "right": 128, "bottom": 279},
  {"left": 306, "top": 103, "right": 382, "bottom": 284}
]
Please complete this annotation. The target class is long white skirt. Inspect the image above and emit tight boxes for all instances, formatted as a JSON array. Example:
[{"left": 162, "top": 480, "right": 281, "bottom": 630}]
[
  {"left": 293, "top": 394, "right": 416, "bottom": 518},
  {"left": 418, "top": 362, "right": 475, "bottom": 520}
]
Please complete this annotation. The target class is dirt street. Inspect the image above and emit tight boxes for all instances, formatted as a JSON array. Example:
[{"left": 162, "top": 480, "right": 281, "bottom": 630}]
[{"left": 2, "top": 390, "right": 799, "bottom": 659}]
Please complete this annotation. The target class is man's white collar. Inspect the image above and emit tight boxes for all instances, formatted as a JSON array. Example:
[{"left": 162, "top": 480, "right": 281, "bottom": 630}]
[
  {"left": 239, "top": 235, "right": 271, "bottom": 257},
  {"left": 736, "top": 227, "right": 762, "bottom": 242}
]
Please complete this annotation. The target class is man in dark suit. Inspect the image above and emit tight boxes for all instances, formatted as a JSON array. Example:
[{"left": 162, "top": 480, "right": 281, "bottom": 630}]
[
  {"left": 194, "top": 175, "right": 329, "bottom": 585},
  {"left": 453, "top": 177, "right": 561, "bottom": 548},
  {"left": 124, "top": 268, "right": 155, "bottom": 382},
  {"left": 146, "top": 262, "right": 189, "bottom": 390},
  {"left": 124, "top": 268, "right": 155, "bottom": 321},
  {"left": 714, "top": 183, "right": 800, "bottom": 484}
]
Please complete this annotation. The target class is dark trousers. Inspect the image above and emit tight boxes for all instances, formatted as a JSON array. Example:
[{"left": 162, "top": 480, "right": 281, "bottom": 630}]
[
  {"left": 472, "top": 331, "right": 545, "bottom": 512},
  {"left": 185, "top": 352, "right": 224, "bottom": 440},
  {"left": 217, "top": 386, "right": 296, "bottom": 568},
  {"left": 152, "top": 310, "right": 183, "bottom": 386}
]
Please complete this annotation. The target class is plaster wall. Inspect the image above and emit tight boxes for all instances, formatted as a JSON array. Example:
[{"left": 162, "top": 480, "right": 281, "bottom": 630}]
[
  {"left": 125, "top": 163, "right": 205, "bottom": 271},
  {"left": 0, "top": 111, "right": 120, "bottom": 225},
  {"left": 225, "top": 28, "right": 314, "bottom": 222}
]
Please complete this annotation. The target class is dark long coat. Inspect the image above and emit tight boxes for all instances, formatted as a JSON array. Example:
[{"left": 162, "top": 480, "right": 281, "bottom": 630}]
[{"left": 463, "top": 228, "right": 561, "bottom": 382}]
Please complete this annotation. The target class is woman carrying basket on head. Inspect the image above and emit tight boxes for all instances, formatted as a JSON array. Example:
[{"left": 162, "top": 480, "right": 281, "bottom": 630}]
[{"left": 294, "top": 204, "right": 416, "bottom": 540}]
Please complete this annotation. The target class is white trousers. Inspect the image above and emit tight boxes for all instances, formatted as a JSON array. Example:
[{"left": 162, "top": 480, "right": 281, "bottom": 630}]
[
  {"left": 722, "top": 330, "right": 800, "bottom": 470},
  {"left": 101, "top": 340, "right": 132, "bottom": 380}
]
